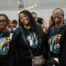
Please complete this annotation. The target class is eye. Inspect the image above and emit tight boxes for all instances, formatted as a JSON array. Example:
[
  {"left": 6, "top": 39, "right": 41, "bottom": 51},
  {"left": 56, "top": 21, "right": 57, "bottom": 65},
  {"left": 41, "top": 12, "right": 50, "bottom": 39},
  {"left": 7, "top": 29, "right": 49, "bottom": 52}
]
[{"left": 0, "top": 20, "right": 6, "bottom": 22}]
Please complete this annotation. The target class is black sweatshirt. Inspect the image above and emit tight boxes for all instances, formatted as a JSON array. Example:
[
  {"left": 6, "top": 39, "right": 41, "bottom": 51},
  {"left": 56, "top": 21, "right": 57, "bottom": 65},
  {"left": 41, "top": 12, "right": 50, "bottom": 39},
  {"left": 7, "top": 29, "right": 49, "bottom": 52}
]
[
  {"left": 0, "top": 31, "right": 11, "bottom": 66},
  {"left": 59, "top": 26, "right": 66, "bottom": 66},
  {"left": 8, "top": 24, "right": 48, "bottom": 66}
]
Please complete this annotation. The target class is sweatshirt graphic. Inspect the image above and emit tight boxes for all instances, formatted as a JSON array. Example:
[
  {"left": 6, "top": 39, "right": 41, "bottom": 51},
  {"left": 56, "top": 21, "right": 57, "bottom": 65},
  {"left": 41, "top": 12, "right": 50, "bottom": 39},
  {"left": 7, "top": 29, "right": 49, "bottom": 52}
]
[
  {"left": 0, "top": 33, "right": 12, "bottom": 55},
  {"left": 49, "top": 34, "right": 61, "bottom": 53}
]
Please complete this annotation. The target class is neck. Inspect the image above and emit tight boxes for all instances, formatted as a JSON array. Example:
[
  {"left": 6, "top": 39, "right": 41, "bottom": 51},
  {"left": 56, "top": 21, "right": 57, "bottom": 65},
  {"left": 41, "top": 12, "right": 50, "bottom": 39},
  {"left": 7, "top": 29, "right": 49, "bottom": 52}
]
[
  {"left": 24, "top": 24, "right": 31, "bottom": 29},
  {"left": 55, "top": 21, "right": 63, "bottom": 29}
]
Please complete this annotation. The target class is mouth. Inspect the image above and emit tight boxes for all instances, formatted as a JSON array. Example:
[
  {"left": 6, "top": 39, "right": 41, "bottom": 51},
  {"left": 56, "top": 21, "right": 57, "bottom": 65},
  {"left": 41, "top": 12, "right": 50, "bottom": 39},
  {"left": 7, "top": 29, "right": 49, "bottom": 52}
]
[
  {"left": 0, "top": 24, "right": 3, "bottom": 25},
  {"left": 23, "top": 19, "right": 29, "bottom": 24}
]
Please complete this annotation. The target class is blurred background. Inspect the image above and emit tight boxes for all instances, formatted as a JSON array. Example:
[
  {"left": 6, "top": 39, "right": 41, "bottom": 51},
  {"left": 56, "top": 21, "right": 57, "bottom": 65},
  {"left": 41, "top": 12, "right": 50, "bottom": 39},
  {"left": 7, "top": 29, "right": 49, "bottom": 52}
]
[{"left": 0, "top": 0, "right": 66, "bottom": 23}]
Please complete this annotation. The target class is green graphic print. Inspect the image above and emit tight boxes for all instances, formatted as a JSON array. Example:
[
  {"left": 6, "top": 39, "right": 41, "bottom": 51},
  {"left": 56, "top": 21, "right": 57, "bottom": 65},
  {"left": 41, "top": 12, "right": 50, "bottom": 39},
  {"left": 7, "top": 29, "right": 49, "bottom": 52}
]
[{"left": 49, "top": 34, "right": 61, "bottom": 53}]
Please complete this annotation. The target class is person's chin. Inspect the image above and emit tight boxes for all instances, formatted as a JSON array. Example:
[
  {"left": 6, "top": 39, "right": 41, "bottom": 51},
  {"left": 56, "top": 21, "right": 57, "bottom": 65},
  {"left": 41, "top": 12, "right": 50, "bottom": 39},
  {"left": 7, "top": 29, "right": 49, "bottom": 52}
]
[
  {"left": 0, "top": 28, "right": 4, "bottom": 30},
  {"left": 0, "top": 26, "right": 4, "bottom": 29},
  {"left": 55, "top": 21, "right": 61, "bottom": 24}
]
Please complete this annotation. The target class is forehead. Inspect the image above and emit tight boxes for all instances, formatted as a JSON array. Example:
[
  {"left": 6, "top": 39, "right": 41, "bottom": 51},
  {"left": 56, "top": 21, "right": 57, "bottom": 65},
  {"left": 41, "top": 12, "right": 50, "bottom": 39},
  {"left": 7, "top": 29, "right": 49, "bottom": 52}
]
[
  {"left": 20, "top": 13, "right": 27, "bottom": 16},
  {"left": 0, "top": 16, "right": 6, "bottom": 20},
  {"left": 53, "top": 9, "right": 63, "bottom": 15},
  {"left": 20, "top": 13, "right": 29, "bottom": 20}
]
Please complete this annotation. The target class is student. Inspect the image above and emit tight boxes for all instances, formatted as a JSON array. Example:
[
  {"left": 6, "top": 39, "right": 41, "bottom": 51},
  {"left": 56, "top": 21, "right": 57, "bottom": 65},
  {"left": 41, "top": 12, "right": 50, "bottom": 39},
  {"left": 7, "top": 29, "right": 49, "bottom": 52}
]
[
  {"left": 32, "top": 11, "right": 44, "bottom": 25},
  {"left": 9, "top": 10, "right": 48, "bottom": 66},
  {"left": 59, "top": 26, "right": 66, "bottom": 66},
  {"left": 0, "top": 14, "right": 12, "bottom": 66},
  {"left": 47, "top": 8, "right": 66, "bottom": 66},
  {"left": 11, "top": 19, "right": 18, "bottom": 31}
]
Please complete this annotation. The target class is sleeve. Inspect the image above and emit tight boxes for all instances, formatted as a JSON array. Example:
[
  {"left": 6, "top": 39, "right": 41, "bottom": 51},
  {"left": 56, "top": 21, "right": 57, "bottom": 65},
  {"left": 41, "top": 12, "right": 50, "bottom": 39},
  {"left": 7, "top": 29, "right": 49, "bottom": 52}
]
[
  {"left": 37, "top": 24, "right": 49, "bottom": 59},
  {"left": 59, "top": 29, "right": 66, "bottom": 66},
  {"left": 8, "top": 28, "right": 20, "bottom": 66},
  {"left": 41, "top": 33, "right": 49, "bottom": 59}
]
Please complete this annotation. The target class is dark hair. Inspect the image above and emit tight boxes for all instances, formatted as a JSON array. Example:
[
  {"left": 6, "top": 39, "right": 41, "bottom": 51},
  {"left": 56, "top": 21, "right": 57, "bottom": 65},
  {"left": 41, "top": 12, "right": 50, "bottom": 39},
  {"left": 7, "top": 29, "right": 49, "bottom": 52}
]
[
  {"left": 37, "top": 17, "right": 43, "bottom": 24},
  {"left": 12, "top": 19, "right": 18, "bottom": 24},
  {"left": 31, "top": 12, "right": 37, "bottom": 15},
  {"left": 19, "top": 10, "right": 36, "bottom": 31},
  {"left": 0, "top": 14, "right": 9, "bottom": 24}
]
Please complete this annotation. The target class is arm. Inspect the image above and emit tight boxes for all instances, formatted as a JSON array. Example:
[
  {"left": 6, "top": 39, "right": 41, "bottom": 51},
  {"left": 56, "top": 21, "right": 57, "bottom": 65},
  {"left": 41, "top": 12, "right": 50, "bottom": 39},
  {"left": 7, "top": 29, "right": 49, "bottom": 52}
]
[{"left": 8, "top": 28, "right": 20, "bottom": 66}]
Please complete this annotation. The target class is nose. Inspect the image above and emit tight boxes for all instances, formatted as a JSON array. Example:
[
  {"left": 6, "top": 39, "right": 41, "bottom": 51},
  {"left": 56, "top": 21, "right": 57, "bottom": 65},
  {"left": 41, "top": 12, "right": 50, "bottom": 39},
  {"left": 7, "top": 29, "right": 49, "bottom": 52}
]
[{"left": 21, "top": 17, "right": 26, "bottom": 22}]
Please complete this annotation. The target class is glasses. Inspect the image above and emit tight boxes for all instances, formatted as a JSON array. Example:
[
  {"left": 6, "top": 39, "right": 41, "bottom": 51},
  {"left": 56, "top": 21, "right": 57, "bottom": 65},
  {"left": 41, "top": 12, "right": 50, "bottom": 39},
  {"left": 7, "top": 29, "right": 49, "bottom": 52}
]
[{"left": 0, "top": 20, "right": 6, "bottom": 23}]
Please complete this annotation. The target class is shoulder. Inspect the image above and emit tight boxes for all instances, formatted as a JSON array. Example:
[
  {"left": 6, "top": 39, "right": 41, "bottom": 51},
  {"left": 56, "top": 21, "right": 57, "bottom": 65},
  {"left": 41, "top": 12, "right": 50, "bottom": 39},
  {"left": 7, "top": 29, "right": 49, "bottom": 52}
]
[
  {"left": 60, "top": 25, "right": 66, "bottom": 34},
  {"left": 13, "top": 27, "right": 22, "bottom": 37},
  {"left": 36, "top": 23, "right": 43, "bottom": 34},
  {"left": 62, "top": 25, "right": 66, "bottom": 34},
  {"left": 62, "top": 25, "right": 66, "bottom": 29},
  {"left": 48, "top": 26, "right": 55, "bottom": 34},
  {"left": 37, "top": 23, "right": 42, "bottom": 30}
]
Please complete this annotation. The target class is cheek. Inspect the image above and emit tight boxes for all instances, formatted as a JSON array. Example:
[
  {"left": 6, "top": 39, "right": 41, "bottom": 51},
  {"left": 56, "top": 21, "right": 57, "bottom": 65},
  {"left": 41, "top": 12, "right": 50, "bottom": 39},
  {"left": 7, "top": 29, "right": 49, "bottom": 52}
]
[
  {"left": 54, "top": 18, "right": 62, "bottom": 22},
  {"left": 3, "top": 23, "right": 8, "bottom": 28},
  {"left": 0, "top": 24, "right": 6, "bottom": 29}
]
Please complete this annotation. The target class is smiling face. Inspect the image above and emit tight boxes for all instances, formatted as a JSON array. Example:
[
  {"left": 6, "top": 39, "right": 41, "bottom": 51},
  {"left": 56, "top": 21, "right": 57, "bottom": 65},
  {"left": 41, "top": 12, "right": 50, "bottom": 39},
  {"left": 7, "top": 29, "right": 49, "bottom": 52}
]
[
  {"left": 53, "top": 9, "right": 64, "bottom": 24},
  {"left": 20, "top": 13, "right": 30, "bottom": 26},
  {"left": 0, "top": 16, "right": 8, "bottom": 31}
]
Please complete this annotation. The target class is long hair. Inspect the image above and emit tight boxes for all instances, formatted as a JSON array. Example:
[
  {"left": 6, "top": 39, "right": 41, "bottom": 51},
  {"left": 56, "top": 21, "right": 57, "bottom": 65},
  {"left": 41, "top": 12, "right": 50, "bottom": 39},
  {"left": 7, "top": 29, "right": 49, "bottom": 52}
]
[
  {"left": 49, "top": 16, "right": 55, "bottom": 27},
  {"left": 50, "top": 8, "right": 64, "bottom": 27},
  {"left": 19, "top": 10, "right": 37, "bottom": 31}
]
